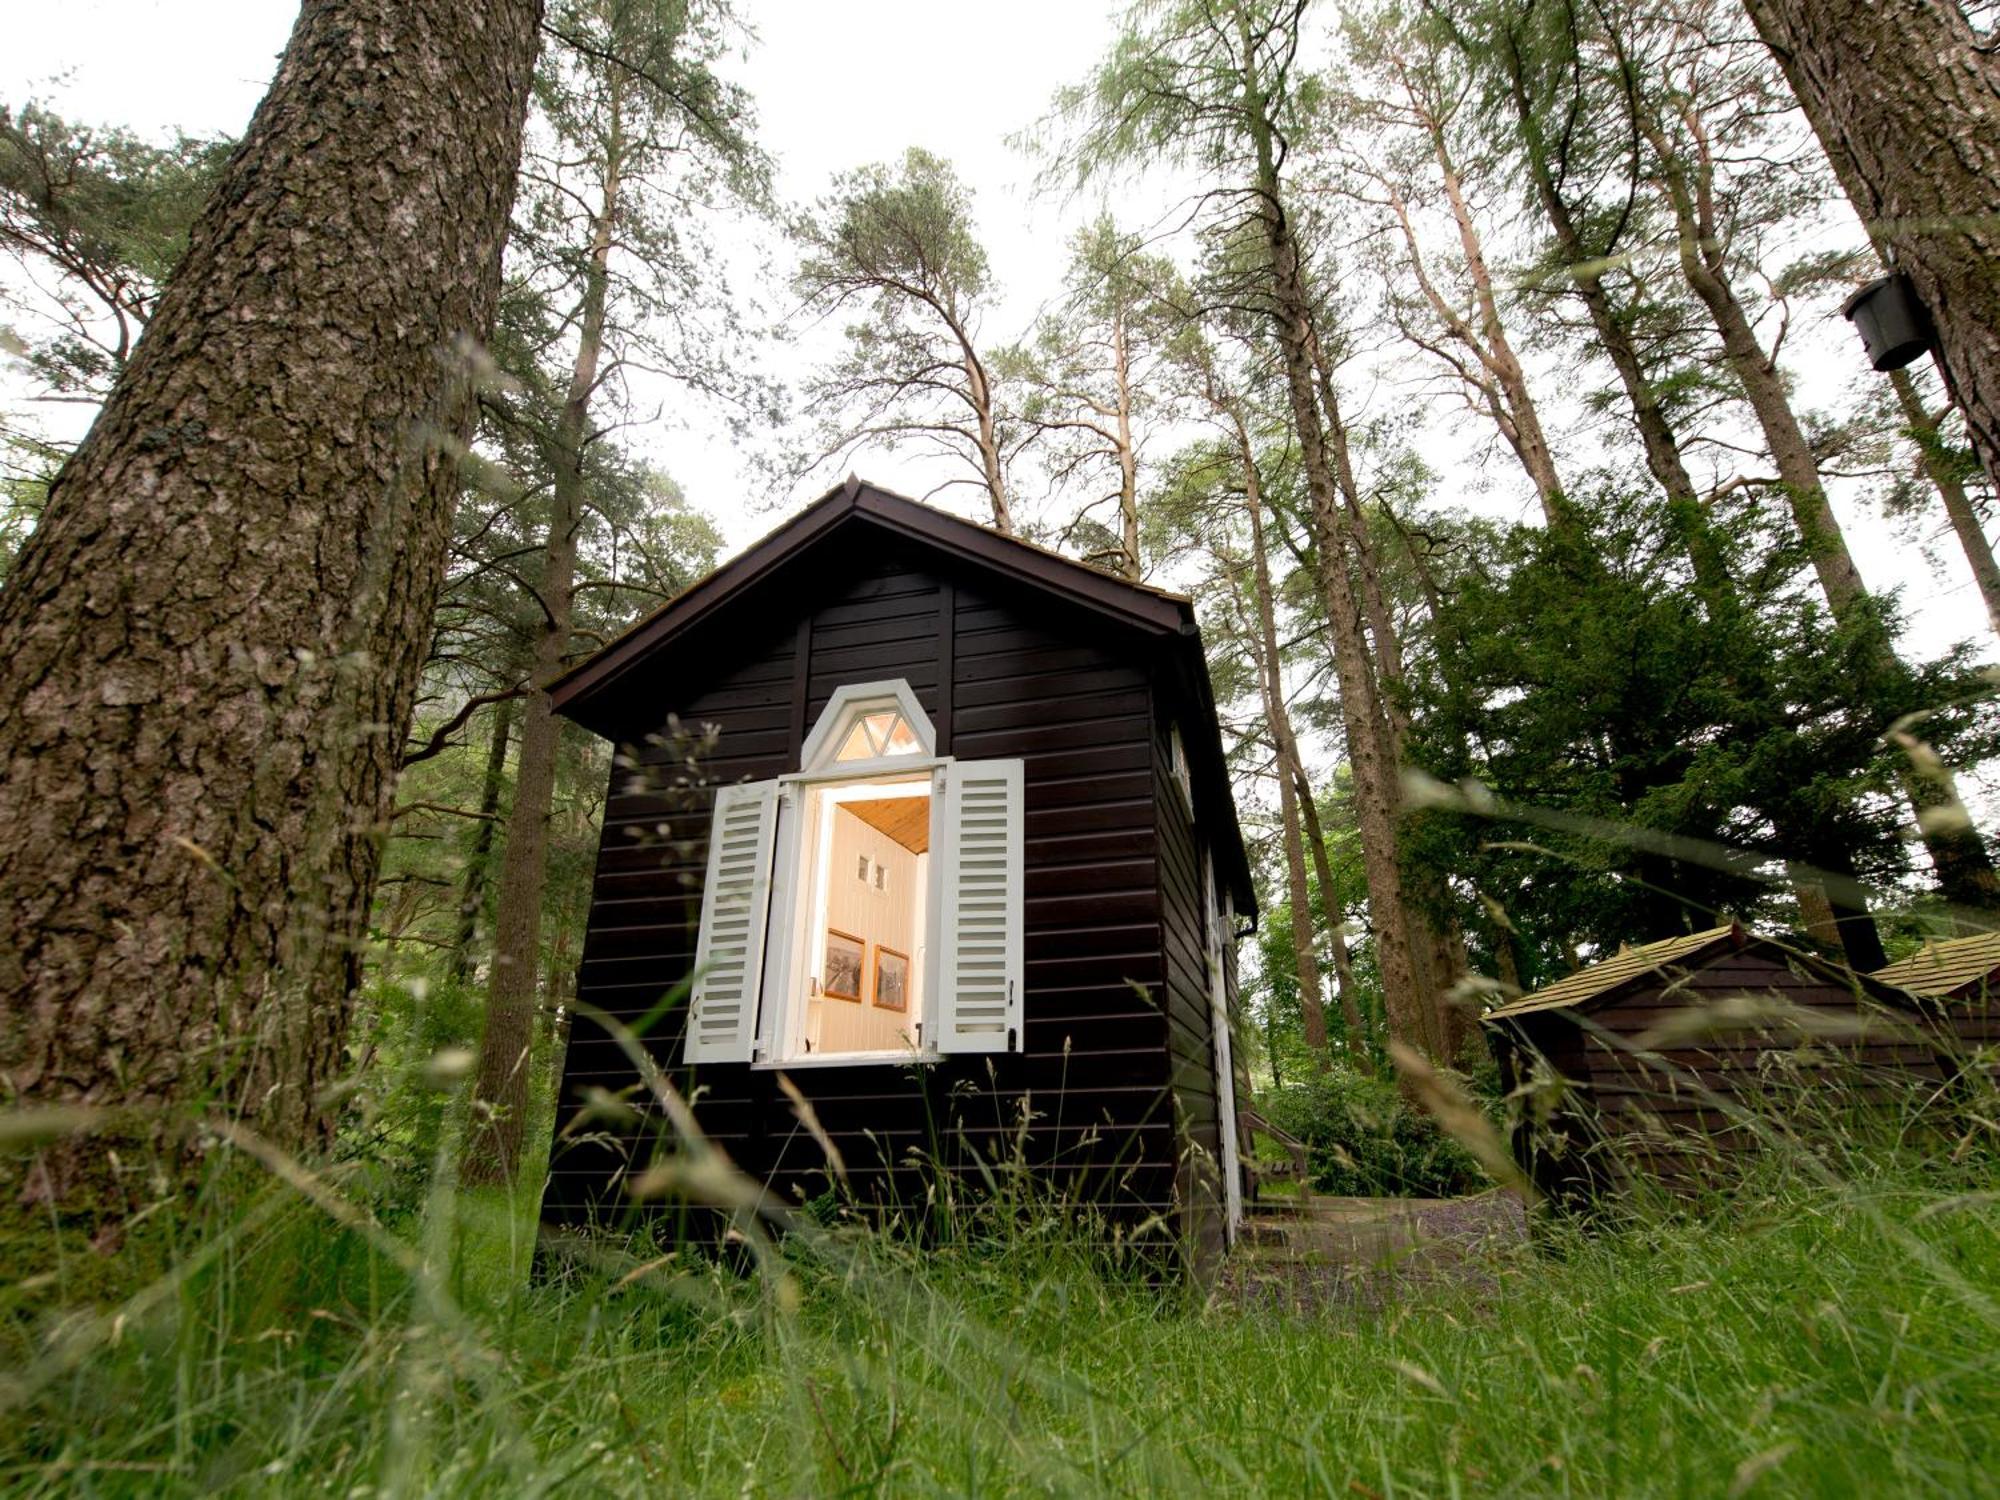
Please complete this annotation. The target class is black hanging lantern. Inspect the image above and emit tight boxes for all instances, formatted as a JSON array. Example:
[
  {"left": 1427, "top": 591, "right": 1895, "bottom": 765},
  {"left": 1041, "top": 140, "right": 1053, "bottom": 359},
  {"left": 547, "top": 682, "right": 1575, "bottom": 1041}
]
[{"left": 1841, "top": 272, "right": 1935, "bottom": 372}]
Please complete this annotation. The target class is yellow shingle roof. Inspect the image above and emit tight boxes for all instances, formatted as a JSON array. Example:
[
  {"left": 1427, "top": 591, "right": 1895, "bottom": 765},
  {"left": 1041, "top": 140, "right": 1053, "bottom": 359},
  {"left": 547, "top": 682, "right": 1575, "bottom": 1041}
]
[
  {"left": 1484, "top": 925, "right": 1740, "bottom": 1020},
  {"left": 1873, "top": 932, "right": 2000, "bottom": 998}
]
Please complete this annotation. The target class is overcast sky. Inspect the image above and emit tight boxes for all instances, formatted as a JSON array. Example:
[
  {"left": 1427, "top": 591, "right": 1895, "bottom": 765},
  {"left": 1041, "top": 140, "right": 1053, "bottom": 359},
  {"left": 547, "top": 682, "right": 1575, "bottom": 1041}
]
[
  {"left": 4, "top": 0, "right": 1122, "bottom": 549},
  {"left": 6, "top": 0, "right": 1994, "bottom": 683}
]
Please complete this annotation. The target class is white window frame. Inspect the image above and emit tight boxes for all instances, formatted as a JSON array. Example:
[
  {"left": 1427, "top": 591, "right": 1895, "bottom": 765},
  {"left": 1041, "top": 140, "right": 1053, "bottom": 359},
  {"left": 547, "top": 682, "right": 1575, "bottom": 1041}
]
[
  {"left": 799, "top": 678, "right": 937, "bottom": 777},
  {"left": 754, "top": 762, "right": 947, "bottom": 1069},
  {"left": 680, "top": 677, "right": 1022, "bottom": 1070},
  {"left": 1169, "top": 723, "right": 1194, "bottom": 813}
]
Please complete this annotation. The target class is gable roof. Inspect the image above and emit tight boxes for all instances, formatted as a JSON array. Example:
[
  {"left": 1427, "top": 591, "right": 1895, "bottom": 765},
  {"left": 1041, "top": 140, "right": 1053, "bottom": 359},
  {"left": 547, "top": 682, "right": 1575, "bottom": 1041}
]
[
  {"left": 548, "top": 476, "right": 1256, "bottom": 918},
  {"left": 1483, "top": 925, "right": 1744, "bottom": 1021},
  {"left": 549, "top": 477, "right": 1192, "bottom": 713},
  {"left": 1873, "top": 932, "right": 2000, "bottom": 998},
  {"left": 1485, "top": 922, "right": 1927, "bottom": 1027}
]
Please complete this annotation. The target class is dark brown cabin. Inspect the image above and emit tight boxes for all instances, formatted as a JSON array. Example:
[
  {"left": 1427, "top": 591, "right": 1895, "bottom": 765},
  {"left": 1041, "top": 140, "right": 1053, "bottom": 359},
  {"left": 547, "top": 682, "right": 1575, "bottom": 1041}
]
[
  {"left": 1484, "top": 923, "right": 1944, "bottom": 1200},
  {"left": 1874, "top": 933, "right": 2000, "bottom": 1078},
  {"left": 540, "top": 477, "right": 1258, "bottom": 1260}
]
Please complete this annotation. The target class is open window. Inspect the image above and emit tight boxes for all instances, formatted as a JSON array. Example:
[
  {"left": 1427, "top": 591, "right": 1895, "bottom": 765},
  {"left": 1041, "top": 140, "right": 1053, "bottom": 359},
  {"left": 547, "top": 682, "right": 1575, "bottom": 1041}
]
[{"left": 684, "top": 679, "right": 1024, "bottom": 1066}]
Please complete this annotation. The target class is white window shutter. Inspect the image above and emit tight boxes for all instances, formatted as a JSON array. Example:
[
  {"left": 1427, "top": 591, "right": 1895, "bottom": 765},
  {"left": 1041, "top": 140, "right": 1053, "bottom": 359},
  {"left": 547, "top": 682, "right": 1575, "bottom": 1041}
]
[
  {"left": 685, "top": 779, "right": 780, "bottom": 1064},
  {"left": 936, "top": 759, "right": 1025, "bottom": 1053}
]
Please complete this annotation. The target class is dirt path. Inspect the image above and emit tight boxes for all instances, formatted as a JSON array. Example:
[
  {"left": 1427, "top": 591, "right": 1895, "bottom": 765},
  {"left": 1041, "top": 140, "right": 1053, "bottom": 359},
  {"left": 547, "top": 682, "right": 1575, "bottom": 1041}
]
[{"left": 1217, "top": 1193, "right": 1528, "bottom": 1314}]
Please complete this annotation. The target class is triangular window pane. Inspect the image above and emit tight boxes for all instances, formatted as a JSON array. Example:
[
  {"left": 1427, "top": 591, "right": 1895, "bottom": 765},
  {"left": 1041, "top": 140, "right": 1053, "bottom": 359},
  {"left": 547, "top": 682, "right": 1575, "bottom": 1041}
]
[
  {"left": 835, "top": 720, "right": 875, "bottom": 762},
  {"left": 826, "top": 698, "right": 929, "bottom": 765},
  {"left": 860, "top": 711, "right": 898, "bottom": 756}
]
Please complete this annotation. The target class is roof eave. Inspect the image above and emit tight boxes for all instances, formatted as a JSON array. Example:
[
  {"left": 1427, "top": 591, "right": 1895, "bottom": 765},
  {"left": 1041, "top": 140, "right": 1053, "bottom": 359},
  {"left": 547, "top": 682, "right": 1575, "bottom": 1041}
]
[
  {"left": 1481, "top": 925, "right": 1746, "bottom": 1023},
  {"left": 1483, "top": 924, "right": 1930, "bottom": 1026},
  {"left": 549, "top": 478, "right": 1191, "bottom": 724}
]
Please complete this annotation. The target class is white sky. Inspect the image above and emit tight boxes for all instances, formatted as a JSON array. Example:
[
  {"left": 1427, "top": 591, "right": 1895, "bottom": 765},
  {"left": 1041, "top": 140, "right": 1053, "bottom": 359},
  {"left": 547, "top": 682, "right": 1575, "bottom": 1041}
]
[
  {"left": 3, "top": 0, "right": 1122, "bottom": 549},
  {"left": 5, "top": 0, "right": 1993, "bottom": 670}
]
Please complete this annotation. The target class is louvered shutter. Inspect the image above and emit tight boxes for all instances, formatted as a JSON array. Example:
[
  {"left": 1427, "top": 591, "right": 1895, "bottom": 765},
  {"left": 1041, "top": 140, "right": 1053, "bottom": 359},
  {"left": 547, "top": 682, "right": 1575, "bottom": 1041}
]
[
  {"left": 684, "top": 779, "right": 780, "bottom": 1064},
  {"left": 936, "top": 759, "right": 1025, "bottom": 1053}
]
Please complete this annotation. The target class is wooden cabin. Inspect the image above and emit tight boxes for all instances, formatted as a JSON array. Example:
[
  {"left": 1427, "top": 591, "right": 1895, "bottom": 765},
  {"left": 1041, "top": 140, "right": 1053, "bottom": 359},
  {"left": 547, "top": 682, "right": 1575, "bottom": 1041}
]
[
  {"left": 1483, "top": 923, "right": 1943, "bottom": 1199},
  {"left": 1874, "top": 932, "right": 2000, "bottom": 1077},
  {"left": 539, "top": 477, "right": 1258, "bottom": 1259}
]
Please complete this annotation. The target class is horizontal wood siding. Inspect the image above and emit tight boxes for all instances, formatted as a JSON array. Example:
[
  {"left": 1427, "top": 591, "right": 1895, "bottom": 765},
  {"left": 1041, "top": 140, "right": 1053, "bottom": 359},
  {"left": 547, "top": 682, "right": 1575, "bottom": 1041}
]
[
  {"left": 1500, "top": 952, "right": 1952, "bottom": 1194},
  {"left": 546, "top": 532, "right": 1176, "bottom": 1236},
  {"left": 1930, "top": 977, "right": 2000, "bottom": 1086}
]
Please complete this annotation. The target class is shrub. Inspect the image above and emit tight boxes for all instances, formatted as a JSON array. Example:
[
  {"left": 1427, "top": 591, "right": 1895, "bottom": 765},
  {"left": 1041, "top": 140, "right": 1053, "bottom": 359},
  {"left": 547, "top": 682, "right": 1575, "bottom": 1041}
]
[{"left": 1254, "top": 1064, "right": 1487, "bottom": 1197}]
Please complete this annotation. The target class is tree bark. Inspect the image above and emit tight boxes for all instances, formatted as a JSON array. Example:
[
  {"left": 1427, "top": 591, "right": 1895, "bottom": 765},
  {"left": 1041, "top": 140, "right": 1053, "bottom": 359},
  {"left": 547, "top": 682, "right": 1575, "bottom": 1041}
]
[
  {"left": 1113, "top": 311, "right": 1141, "bottom": 578},
  {"left": 1471, "top": 36, "right": 1897, "bottom": 962},
  {"left": 1431, "top": 135, "right": 1566, "bottom": 519},
  {"left": 1273, "top": 765, "right": 1331, "bottom": 1063},
  {"left": 1502, "top": 62, "right": 1885, "bottom": 959},
  {"left": 1644, "top": 112, "right": 1872, "bottom": 615},
  {"left": 1744, "top": 0, "right": 2000, "bottom": 488},
  {"left": 1379, "top": 58, "right": 1570, "bottom": 526},
  {"left": 1309, "top": 330, "right": 1411, "bottom": 750},
  {"left": 0, "top": 0, "right": 542, "bottom": 1215},
  {"left": 1308, "top": 327, "right": 1472, "bottom": 1055},
  {"left": 1889, "top": 368, "right": 2000, "bottom": 639},
  {"left": 1493, "top": 33, "right": 1737, "bottom": 597},
  {"left": 1233, "top": 428, "right": 1329, "bottom": 1066},
  {"left": 463, "top": 107, "right": 620, "bottom": 1188},
  {"left": 1238, "top": 12, "right": 1443, "bottom": 1063},
  {"left": 448, "top": 695, "right": 516, "bottom": 988},
  {"left": 1291, "top": 763, "right": 1374, "bottom": 1072},
  {"left": 966, "top": 349, "right": 1010, "bottom": 532}
]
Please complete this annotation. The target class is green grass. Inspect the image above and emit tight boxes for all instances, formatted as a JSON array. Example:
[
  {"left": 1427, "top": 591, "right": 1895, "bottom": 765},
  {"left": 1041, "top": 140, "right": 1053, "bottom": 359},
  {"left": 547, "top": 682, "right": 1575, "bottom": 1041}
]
[{"left": 3, "top": 1130, "right": 1998, "bottom": 1497}]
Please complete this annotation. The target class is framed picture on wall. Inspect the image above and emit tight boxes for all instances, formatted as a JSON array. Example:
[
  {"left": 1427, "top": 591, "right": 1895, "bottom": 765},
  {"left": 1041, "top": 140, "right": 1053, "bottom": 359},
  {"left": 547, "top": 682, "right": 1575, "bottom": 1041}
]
[
  {"left": 822, "top": 929, "right": 864, "bottom": 1001},
  {"left": 873, "top": 946, "right": 909, "bottom": 1012}
]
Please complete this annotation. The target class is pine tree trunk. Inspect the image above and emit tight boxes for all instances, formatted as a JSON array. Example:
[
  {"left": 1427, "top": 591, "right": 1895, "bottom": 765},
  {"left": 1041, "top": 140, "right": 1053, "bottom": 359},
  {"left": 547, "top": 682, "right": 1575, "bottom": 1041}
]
[
  {"left": 1310, "top": 334, "right": 1411, "bottom": 749},
  {"left": 1484, "top": 41, "right": 1897, "bottom": 959},
  {"left": 1744, "top": 0, "right": 2000, "bottom": 487},
  {"left": 1496, "top": 43, "right": 1736, "bottom": 594},
  {"left": 1277, "top": 295, "right": 1435, "bottom": 1062},
  {"left": 1236, "top": 434, "right": 1329, "bottom": 1065},
  {"left": 1113, "top": 314, "right": 1141, "bottom": 579},
  {"left": 1239, "top": 20, "right": 1442, "bottom": 1064},
  {"left": 1291, "top": 764, "right": 1374, "bottom": 1073},
  {"left": 463, "top": 127, "right": 621, "bottom": 1188},
  {"left": 1890, "top": 368, "right": 2000, "bottom": 638},
  {"left": 1648, "top": 114, "right": 1871, "bottom": 614},
  {"left": 1510, "top": 86, "right": 1884, "bottom": 959},
  {"left": 0, "top": 0, "right": 541, "bottom": 1217},
  {"left": 966, "top": 351, "right": 1010, "bottom": 533},
  {"left": 1309, "top": 330, "right": 1471, "bottom": 1055},
  {"left": 1274, "top": 770, "right": 1331, "bottom": 1063},
  {"left": 1431, "top": 136, "right": 1567, "bottom": 520},
  {"left": 448, "top": 696, "right": 516, "bottom": 988}
]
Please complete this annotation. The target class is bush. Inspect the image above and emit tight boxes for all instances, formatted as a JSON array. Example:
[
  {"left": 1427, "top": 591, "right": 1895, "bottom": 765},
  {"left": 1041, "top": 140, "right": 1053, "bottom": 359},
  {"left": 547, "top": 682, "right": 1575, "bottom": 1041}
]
[
  {"left": 334, "top": 975, "right": 487, "bottom": 1218},
  {"left": 1254, "top": 1064, "right": 1487, "bottom": 1197}
]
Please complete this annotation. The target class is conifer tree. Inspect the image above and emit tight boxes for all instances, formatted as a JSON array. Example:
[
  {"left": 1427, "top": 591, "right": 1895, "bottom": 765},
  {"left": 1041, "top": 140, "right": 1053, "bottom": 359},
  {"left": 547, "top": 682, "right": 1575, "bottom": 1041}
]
[
  {"left": 792, "top": 149, "right": 1013, "bottom": 530},
  {"left": 1050, "top": 0, "right": 1449, "bottom": 1061},
  {"left": 460, "top": 0, "right": 766, "bottom": 1186},
  {"left": 0, "top": 0, "right": 544, "bottom": 1221}
]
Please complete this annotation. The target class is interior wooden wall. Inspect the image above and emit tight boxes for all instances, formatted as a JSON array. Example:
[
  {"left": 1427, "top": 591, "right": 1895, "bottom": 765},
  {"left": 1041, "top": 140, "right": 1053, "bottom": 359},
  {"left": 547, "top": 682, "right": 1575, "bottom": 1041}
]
[{"left": 812, "top": 803, "right": 923, "bottom": 1053}]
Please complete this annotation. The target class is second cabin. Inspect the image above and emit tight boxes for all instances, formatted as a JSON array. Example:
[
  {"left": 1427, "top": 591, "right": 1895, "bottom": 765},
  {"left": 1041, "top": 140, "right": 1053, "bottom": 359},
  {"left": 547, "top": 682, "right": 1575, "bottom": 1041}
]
[
  {"left": 1484, "top": 923, "right": 1951, "bottom": 1201},
  {"left": 539, "top": 478, "right": 1258, "bottom": 1258},
  {"left": 1874, "top": 932, "right": 2000, "bottom": 1083}
]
